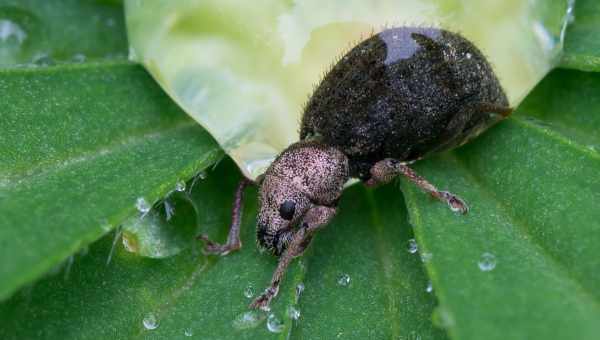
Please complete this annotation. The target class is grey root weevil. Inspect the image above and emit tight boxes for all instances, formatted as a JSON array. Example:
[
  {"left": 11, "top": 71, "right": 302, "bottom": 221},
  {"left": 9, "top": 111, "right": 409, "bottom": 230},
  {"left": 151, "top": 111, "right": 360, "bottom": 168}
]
[{"left": 197, "top": 26, "right": 511, "bottom": 310}]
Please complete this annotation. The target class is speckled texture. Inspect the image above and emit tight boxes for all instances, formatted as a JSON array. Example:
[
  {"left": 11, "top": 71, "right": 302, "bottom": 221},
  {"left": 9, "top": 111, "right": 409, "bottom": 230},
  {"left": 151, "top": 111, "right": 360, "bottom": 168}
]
[
  {"left": 300, "top": 27, "right": 509, "bottom": 178},
  {"left": 257, "top": 141, "right": 349, "bottom": 255}
]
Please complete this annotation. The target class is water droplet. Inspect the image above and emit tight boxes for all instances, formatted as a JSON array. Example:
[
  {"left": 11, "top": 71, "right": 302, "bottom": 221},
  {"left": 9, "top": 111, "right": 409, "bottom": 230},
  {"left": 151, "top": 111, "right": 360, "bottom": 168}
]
[
  {"left": 426, "top": 281, "right": 433, "bottom": 293},
  {"left": 143, "top": 313, "right": 159, "bottom": 330},
  {"left": 465, "top": 52, "right": 472, "bottom": 59},
  {"left": 287, "top": 305, "right": 301, "bottom": 320},
  {"left": 337, "top": 273, "right": 350, "bottom": 286},
  {"left": 244, "top": 284, "right": 255, "bottom": 298},
  {"left": 0, "top": 19, "right": 26, "bottom": 44},
  {"left": 175, "top": 180, "right": 186, "bottom": 192},
  {"left": 478, "top": 252, "right": 496, "bottom": 271},
  {"left": 32, "top": 53, "right": 54, "bottom": 66},
  {"left": 266, "top": 313, "right": 284, "bottom": 333},
  {"left": 232, "top": 310, "right": 265, "bottom": 330},
  {"left": 72, "top": 53, "right": 86, "bottom": 63},
  {"left": 136, "top": 197, "right": 151, "bottom": 214},
  {"left": 420, "top": 252, "right": 433, "bottom": 263},
  {"left": 295, "top": 282, "right": 305, "bottom": 302},
  {"left": 407, "top": 238, "right": 418, "bottom": 254},
  {"left": 184, "top": 328, "right": 193, "bottom": 337}
]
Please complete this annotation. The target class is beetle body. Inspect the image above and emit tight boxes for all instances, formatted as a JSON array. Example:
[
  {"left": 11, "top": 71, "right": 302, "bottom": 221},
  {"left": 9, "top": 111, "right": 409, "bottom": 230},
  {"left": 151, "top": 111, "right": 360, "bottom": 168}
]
[
  {"left": 256, "top": 27, "right": 509, "bottom": 255},
  {"left": 200, "top": 26, "right": 511, "bottom": 310}
]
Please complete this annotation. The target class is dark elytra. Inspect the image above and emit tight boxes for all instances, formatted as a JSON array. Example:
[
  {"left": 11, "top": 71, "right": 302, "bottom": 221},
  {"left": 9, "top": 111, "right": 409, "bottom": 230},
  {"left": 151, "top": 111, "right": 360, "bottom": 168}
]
[{"left": 301, "top": 26, "right": 508, "bottom": 178}]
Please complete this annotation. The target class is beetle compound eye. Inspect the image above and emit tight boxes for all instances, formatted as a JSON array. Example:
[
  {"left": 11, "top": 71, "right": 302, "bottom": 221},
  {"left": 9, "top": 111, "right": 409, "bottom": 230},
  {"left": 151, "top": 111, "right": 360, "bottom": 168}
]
[{"left": 279, "top": 200, "right": 296, "bottom": 220}]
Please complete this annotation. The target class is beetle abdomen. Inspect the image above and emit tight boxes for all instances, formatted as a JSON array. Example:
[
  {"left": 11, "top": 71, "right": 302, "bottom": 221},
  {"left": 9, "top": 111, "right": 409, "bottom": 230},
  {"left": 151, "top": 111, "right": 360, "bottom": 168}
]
[{"left": 300, "top": 27, "right": 508, "bottom": 179}]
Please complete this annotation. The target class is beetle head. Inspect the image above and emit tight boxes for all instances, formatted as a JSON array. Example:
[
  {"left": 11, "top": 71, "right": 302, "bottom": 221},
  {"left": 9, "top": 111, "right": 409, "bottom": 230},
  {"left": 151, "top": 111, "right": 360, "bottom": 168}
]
[{"left": 256, "top": 141, "right": 349, "bottom": 255}]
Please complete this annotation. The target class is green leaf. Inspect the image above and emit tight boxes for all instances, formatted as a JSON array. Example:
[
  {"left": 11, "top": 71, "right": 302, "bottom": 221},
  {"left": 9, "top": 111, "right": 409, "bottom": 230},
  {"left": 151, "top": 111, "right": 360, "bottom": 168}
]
[
  {"left": 0, "top": 160, "right": 445, "bottom": 340},
  {"left": 0, "top": 62, "right": 222, "bottom": 300},
  {"left": 561, "top": 0, "right": 600, "bottom": 71},
  {"left": 0, "top": 0, "right": 128, "bottom": 67},
  {"left": 401, "top": 68, "right": 600, "bottom": 340}
]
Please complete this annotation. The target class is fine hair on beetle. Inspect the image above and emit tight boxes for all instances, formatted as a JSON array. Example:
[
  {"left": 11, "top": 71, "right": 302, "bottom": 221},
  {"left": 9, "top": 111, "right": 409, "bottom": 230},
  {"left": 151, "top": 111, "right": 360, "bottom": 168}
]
[{"left": 197, "top": 26, "right": 512, "bottom": 311}]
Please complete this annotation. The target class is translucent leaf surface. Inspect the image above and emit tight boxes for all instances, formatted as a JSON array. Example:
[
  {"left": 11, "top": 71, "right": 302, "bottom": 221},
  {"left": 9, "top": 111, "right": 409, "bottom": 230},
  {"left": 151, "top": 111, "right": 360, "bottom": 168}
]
[
  {"left": 0, "top": 161, "right": 444, "bottom": 340},
  {"left": 0, "top": 62, "right": 222, "bottom": 300},
  {"left": 125, "top": 0, "right": 573, "bottom": 179},
  {"left": 400, "top": 68, "right": 600, "bottom": 340}
]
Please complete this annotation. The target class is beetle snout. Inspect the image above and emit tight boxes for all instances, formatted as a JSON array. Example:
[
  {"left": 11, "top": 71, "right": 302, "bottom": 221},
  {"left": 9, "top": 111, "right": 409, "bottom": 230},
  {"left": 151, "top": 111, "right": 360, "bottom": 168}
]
[{"left": 256, "top": 220, "right": 294, "bottom": 256}]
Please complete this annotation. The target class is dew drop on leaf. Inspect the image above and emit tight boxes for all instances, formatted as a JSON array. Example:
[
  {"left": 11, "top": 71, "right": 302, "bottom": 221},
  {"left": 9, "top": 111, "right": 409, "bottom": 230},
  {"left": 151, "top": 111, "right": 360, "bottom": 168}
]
[
  {"left": 243, "top": 284, "right": 255, "bottom": 298},
  {"left": 266, "top": 313, "right": 284, "bottom": 333},
  {"left": 31, "top": 52, "right": 54, "bottom": 66},
  {"left": 426, "top": 281, "right": 433, "bottom": 293},
  {"left": 287, "top": 306, "right": 301, "bottom": 320},
  {"left": 407, "top": 238, "right": 418, "bottom": 254},
  {"left": 295, "top": 282, "right": 305, "bottom": 302},
  {"left": 142, "top": 313, "right": 159, "bottom": 330},
  {"left": 135, "top": 197, "right": 151, "bottom": 214},
  {"left": 232, "top": 310, "right": 264, "bottom": 330},
  {"left": 337, "top": 273, "right": 351, "bottom": 286},
  {"left": 175, "top": 180, "right": 186, "bottom": 192},
  {"left": 478, "top": 252, "right": 497, "bottom": 271}
]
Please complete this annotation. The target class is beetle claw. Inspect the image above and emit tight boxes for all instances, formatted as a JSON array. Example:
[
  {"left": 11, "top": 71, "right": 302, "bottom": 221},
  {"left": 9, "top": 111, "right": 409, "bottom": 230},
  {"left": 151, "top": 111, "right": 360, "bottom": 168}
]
[{"left": 197, "top": 234, "right": 240, "bottom": 256}]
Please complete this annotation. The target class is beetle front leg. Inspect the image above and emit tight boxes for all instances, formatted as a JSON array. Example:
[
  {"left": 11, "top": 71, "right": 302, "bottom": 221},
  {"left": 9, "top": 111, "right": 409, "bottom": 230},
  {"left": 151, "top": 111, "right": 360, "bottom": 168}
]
[
  {"left": 197, "top": 177, "right": 257, "bottom": 256},
  {"left": 365, "top": 158, "right": 468, "bottom": 214},
  {"left": 250, "top": 205, "right": 336, "bottom": 310}
]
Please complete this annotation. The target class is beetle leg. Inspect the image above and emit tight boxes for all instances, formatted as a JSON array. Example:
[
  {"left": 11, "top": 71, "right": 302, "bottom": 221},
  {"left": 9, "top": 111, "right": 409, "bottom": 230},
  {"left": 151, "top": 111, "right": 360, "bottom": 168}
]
[
  {"left": 250, "top": 205, "right": 336, "bottom": 311},
  {"left": 197, "top": 177, "right": 256, "bottom": 256},
  {"left": 366, "top": 158, "right": 468, "bottom": 214}
]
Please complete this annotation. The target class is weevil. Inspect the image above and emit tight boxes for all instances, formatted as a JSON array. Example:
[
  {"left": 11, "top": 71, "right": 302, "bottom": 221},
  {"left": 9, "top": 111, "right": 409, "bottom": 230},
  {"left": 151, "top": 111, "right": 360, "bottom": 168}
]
[{"left": 198, "top": 26, "right": 511, "bottom": 310}]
